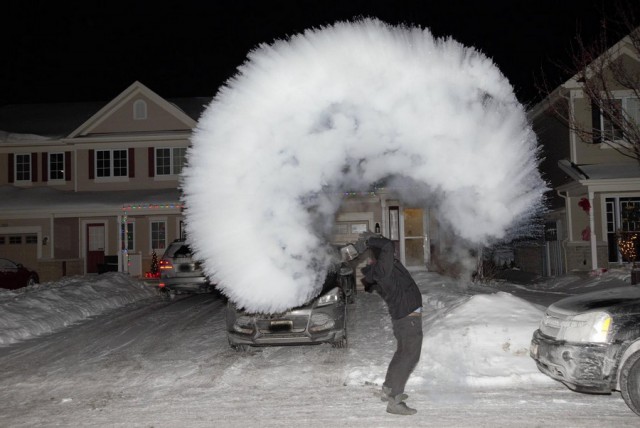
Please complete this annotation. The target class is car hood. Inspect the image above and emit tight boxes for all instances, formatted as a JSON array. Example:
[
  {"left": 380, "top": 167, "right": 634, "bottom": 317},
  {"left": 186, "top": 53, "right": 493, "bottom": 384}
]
[{"left": 549, "top": 286, "right": 640, "bottom": 315}]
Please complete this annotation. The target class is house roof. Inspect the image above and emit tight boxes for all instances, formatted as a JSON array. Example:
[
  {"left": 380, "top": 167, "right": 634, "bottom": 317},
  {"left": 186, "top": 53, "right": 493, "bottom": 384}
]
[
  {"left": 0, "top": 84, "right": 212, "bottom": 138},
  {"left": 558, "top": 159, "right": 640, "bottom": 180},
  {"left": 0, "top": 185, "right": 182, "bottom": 217},
  {"left": 528, "top": 27, "right": 640, "bottom": 119}
]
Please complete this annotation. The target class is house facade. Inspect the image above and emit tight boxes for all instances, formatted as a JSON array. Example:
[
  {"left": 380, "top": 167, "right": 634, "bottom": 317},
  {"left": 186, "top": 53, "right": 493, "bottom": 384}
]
[
  {"left": 526, "top": 29, "right": 640, "bottom": 276},
  {"left": 0, "top": 82, "right": 442, "bottom": 283}
]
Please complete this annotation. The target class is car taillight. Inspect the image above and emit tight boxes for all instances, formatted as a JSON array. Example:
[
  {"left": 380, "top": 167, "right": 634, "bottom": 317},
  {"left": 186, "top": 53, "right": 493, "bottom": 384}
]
[{"left": 159, "top": 259, "right": 173, "bottom": 270}]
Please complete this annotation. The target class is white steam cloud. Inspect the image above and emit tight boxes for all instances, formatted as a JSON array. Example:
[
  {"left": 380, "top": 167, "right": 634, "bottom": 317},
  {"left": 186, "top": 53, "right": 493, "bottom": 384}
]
[{"left": 181, "top": 18, "right": 547, "bottom": 313}]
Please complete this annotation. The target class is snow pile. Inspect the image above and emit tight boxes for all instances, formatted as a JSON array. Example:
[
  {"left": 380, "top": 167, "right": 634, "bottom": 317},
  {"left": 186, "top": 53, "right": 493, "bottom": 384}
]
[
  {"left": 416, "top": 291, "right": 547, "bottom": 387},
  {"left": 182, "top": 17, "right": 547, "bottom": 314},
  {"left": 0, "top": 273, "right": 157, "bottom": 345}
]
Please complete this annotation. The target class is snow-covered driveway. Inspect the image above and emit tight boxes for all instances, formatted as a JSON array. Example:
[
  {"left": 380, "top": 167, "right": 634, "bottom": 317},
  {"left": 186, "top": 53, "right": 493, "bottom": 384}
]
[{"left": 0, "top": 271, "right": 638, "bottom": 427}]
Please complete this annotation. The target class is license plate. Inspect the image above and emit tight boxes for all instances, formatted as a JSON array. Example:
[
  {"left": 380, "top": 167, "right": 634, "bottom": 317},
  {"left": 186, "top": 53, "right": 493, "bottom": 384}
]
[{"left": 269, "top": 320, "right": 293, "bottom": 332}]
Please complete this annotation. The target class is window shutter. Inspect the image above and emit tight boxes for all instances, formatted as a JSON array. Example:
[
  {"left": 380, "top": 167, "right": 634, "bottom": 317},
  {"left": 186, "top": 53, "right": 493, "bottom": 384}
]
[
  {"left": 42, "top": 153, "right": 48, "bottom": 182},
  {"left": 65, "top": 152, "right": 72, "bottom": 181},
  {"left": 591, "top": 102, "right": 602, "bottom": 144},
  {"left": 89, "top": 149, "right": 95, "bottom": 179},
  {"left": 148, "top": 147, "right": 155, "bottom": 177},
  {"left": 128, "top": 148, "right": 135, "bottom": 178},
  {"left": 31, "top": 153, "right": 38, "bottom": 182},
  {"left": 8, "top": 153, "right": 14, "bottom": 183}
]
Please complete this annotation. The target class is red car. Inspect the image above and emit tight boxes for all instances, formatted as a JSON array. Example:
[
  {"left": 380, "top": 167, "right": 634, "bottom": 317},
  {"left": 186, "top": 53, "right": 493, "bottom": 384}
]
[{"left": 0, "top": 258, "right": 39, "bottom": 289}]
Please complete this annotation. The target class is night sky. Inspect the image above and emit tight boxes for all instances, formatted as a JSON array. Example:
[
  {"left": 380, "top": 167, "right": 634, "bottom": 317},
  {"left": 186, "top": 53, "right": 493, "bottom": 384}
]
[{"left": 3, "top": 1, "right": 638, "bottom": 107}]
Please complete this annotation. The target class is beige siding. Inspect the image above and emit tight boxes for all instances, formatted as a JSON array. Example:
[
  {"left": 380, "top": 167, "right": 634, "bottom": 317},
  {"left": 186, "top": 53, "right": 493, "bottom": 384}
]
[{"left": 90, "top": 95, "right": 191, "bottom": 134}]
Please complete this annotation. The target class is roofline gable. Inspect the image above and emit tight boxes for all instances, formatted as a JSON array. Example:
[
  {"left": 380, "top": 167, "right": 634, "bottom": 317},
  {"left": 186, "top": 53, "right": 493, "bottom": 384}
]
[
  {"left": 67, "top": 81, "right": 197, "bottom": 138},
  {"left": 528, "top": 27, "right": 639, "bottom": 120}
]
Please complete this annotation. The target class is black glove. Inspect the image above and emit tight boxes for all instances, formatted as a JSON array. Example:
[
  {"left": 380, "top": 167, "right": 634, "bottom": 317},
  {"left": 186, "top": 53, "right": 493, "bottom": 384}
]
[{"left": 353, "top": 237, "right": 368, "bottom": 254}]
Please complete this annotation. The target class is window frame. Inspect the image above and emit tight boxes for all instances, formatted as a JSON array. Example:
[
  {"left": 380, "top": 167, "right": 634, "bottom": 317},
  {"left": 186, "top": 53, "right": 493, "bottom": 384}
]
[
  {"left": 15, "top": 153, "right": 31, "bottom": 182},
  {"left": 133, "top": 99, "right": 147, "bottom": 120},
  {"left": 95, "top": 149, "right": 128, "bottom": 179},
  {"left": 48, "top": 152, "right": 65, "bottom": 181},
  {"left": 599, "top": 92, "right": 639, "bottom": 147},
  {"left": 155, "top": 147, "right": 187, "bottom": 177},
  {"left": 150, "top": 219, "right": 167, "bottom": 253}
]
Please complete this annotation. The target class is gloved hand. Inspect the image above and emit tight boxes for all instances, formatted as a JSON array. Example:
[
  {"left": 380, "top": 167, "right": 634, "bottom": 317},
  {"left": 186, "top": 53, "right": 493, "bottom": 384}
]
[{"left": 353, "top": 237, "right": 368, "bottom": 255}]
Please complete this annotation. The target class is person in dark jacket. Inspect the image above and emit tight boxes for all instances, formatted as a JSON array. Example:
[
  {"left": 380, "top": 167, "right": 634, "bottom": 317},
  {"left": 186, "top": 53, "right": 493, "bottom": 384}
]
[{"left": 356, "top": 233, "right": 423, "bottom": 416}]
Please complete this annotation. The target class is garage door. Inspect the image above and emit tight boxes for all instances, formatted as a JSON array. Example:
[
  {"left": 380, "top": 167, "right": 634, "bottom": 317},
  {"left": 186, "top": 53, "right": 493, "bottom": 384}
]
[{"left": 0, "top": 234, "right": 39, "bottom": 270}]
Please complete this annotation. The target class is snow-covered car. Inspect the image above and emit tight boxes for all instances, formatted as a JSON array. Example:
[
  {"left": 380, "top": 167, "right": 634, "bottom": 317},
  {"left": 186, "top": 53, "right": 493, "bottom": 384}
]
[
  {"left": 0, "top": 258, "right": 39, "bottom": 289},
  {"left": 226, "top": 257, "right": 355, "bottom": 351},
  {"left": 158, "top": 240, "right": 213, "bottom": 297},
  {"left": 530, "top": 286, "right": 640, "bottom": 416}
]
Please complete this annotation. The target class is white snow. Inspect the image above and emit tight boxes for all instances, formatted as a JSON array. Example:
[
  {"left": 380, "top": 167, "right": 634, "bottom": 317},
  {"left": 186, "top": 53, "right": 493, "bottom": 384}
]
[
  {"left": 1, "top": 267, "right": 637, "bottom": 427},
  {"left": 182, "top": 18, "right": 547, "bottom": 314}
]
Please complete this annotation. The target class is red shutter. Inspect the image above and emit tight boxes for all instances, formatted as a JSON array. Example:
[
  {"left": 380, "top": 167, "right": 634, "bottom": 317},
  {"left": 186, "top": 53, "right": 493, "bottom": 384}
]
[
  {"left": 65, "top": 152, "right": 72, "bottom": 181},
  {"left": 42, "top": 153, "right": 48, "bottom": 182},
  {"left": 148, "top": 147, "right": 155, "bottom": 177},
  {"left": 89, "top": 149, "right": 95, "bottom": 179},
  {"left": 128, "top": 148, "right": 135, "bottom": 178},
  {"left": 31, "top": 153, "right": 38, "bottom": 182},
  {"left": 8, "top": 153, "right": 14, "bottom": 183}
]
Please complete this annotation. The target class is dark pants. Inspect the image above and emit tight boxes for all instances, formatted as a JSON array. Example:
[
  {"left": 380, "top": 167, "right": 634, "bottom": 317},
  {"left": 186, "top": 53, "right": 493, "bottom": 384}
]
[{"left": 384, "top": 313, "right": 423, "bottom": 397}]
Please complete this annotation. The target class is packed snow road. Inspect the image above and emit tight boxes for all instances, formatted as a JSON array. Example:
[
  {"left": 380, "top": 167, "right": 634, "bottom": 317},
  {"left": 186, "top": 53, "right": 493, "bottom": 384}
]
[{"left": 0, "top": 274, "right": 638, "bottom": 427}]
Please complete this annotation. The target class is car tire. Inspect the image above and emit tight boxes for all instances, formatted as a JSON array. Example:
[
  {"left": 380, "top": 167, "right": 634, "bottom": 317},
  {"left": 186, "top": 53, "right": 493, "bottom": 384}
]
[
  {"left": 332, "top": 337, "right": 348, "bottom": 348},
  {"left": 229, "top": 341, "right": 249, "bottom": 352},
  {"left": 621, "top": 350, "right": 640, "bottom": 416},
  {"left": 26, "top": 275, "right": 38, "bottom": 287}
]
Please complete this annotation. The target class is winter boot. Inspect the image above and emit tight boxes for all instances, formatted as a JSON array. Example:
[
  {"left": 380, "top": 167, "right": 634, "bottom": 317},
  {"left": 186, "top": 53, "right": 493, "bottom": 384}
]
[
  {"left": 380, "top": 385, "right": 392, "bottom": 402},
  {"left": 386, "top": 394, "right": 417, "bottom": 415}
]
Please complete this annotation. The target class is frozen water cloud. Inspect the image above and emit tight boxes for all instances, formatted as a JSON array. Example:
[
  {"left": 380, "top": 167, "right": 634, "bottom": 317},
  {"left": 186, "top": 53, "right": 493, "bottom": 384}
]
[{"left": 181, "top": 18, "right": 547, "bottom": 313}]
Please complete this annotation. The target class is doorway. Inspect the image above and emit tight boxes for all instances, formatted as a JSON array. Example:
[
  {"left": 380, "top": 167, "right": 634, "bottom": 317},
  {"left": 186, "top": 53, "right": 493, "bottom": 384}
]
[
  {"left": 86, "top": 223, "right": 105, "bottom": 273},
  {"left": 403, "top": 208, "right": 427, "bottom": 268}
]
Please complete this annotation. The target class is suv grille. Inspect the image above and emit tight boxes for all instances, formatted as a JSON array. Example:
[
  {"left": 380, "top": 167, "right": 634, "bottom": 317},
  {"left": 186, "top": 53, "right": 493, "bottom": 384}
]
[{"left": 539, "top": 308, "right": 565, "bottom": 339}]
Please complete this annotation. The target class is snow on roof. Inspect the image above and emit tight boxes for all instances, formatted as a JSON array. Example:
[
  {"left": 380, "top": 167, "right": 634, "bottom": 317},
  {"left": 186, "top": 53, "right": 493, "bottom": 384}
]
[
  {"left": 559, "top": 159, "right": 640, "bottom": 181},
  {"left": 0, "top": 185, "right": 182, "bottom": 215},
  {"left": 0, "top": 130, "right": 56, "bottom": 144}
]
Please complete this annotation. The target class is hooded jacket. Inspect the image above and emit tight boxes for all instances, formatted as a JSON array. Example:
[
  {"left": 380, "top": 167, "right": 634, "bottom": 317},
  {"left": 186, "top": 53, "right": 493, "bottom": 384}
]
[{"left": 361, "top": 236, "right": 423, "bottom": 320}]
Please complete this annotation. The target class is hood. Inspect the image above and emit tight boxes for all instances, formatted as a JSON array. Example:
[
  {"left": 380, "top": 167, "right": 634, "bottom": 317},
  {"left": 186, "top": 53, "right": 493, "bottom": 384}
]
[{"left": 549, "top": 286, "right": 640, "bottom": 315}]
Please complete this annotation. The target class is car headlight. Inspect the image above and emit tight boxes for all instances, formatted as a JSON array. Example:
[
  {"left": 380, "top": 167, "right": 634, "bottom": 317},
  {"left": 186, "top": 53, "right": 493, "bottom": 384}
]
[
  {"left": 316, "top": 287, "right": 342, "bottom": 307},
  {"left": 233, "top": 315, "right": 255, "bottom": 334},
  {"left": 557, "top": 311, "right": 612, "bottom": 343}
]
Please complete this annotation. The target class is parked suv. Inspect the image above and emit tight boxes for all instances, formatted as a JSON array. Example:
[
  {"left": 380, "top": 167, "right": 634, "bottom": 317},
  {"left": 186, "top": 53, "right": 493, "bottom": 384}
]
[
  {"left": 530, "top": 286, "right": 640, "bottom": 416},
  {"left": 226, "top": 245, "right": 357, "bottom": 351},
  {"left": 158, "top": 240, "right": 213, "bottom": 297}
]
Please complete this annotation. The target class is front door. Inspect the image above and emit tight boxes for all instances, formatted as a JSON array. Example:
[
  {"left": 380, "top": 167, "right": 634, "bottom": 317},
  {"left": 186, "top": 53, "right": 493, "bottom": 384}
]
[
  {"left": 403, "top": 208, "right": 427, "bottom": 268},
  {"left": 87, "top": 223, "right": 105, "bottom": 273}
]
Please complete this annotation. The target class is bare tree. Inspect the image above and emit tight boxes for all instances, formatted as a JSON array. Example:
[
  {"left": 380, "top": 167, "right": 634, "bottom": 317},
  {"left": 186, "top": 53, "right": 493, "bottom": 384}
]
[{"left": 538, "top": 2, "right": 640, "bottom": 163}]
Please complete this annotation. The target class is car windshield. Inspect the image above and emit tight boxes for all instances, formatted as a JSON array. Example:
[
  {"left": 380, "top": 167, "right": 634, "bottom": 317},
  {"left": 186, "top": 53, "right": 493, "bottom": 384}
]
[{"left": 167, "top": 244, "right": 192, "bottom": 258}]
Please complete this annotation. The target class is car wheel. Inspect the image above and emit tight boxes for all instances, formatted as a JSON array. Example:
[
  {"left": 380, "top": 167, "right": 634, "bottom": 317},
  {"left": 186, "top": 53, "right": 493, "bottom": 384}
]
[
  {"left": 26, "top": 275, "right": 38, "bottom": 287},
  {"left": 229, "top": 340, "right": 249, "bottom": 352},
  {"left": 621, "top": 351, "right": 640, "bottom": 416}
]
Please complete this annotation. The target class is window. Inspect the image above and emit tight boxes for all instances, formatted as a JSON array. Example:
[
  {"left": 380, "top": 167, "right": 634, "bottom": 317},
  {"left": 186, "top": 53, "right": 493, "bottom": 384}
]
[
  {"left": 9, "top": 236, "right": 22, "bottom": 244},
  {"left": 96, "top": 149, "right": 128, "bottom": 178},
  {"left": 156, "top": 148, "right": 187, "bottom": 176},
  {"left": 0, "top": 237, "right": 5, "bottom": 245},
  {"left": 126, "top": 222, "right": 135, "bottom": 251},
  {"left": 15, "top": 154, "right": 31, "bottom": 181},
  {"left": 599, "top": 96, "right": 639, "bottom": 143},
  {"left": 151, "top": 221, "right": 166, "bottom": 252},
  {"left": 25, "top": 235, "right": 37, "bottom": 244},
  {"left": 49, "top": 152, "right": 64, "bottom": 180},
  {"left": 133, "top": 100, "right": 147, "bottom": 120}
]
